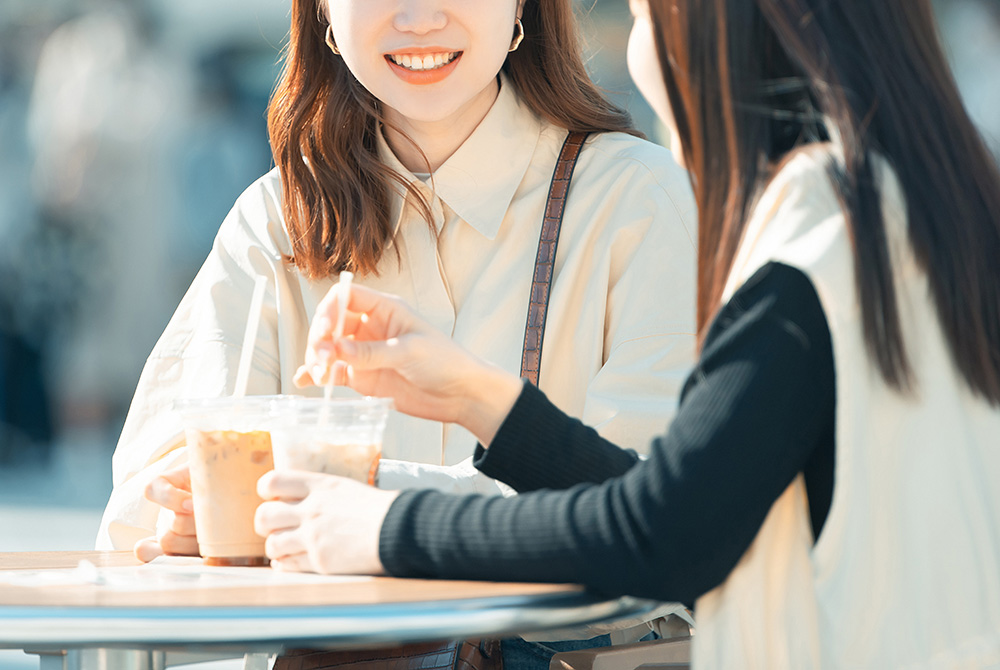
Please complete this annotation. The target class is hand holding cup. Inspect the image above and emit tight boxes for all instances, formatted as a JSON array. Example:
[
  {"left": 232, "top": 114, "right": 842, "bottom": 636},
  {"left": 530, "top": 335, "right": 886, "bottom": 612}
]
[
  {"left": 134, "top": 463, "right": 199, "bottom": 562},
  {"left": 255, "top": 469, "right": 399, "bottom": 574}
]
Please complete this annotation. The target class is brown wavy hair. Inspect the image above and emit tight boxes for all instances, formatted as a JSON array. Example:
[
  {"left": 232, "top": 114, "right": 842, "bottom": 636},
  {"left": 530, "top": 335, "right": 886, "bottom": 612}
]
[
  {"left": 646, "top": 0, "right": 1000, "bottom": 404},
  {"left": 268, "top": 0, "right": 637, "bottom": 280}
]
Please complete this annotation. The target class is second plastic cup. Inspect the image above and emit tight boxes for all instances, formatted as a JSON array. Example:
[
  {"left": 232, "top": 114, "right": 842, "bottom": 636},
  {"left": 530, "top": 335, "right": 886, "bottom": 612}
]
[
  {"left": 268, "top": 397, "right": 392, "bottom": 485},
  {"left": 175, "top": 397, "right": 279, "bottom": 567}
]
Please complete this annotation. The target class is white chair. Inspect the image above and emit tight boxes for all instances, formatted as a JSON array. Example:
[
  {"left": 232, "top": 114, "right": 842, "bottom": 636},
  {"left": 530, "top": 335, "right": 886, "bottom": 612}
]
[
  {"left": 549, "top": 613, "right": 693, "bottom": 670},
  {"left": 549, "top": 636, "right": 691, "bottom": 670}
]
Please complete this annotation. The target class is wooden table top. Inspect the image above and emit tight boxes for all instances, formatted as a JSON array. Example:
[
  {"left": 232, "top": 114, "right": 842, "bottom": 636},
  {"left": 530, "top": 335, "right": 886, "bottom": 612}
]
[
  {"left": 0, "top": 551, "right": 661, "bottom": 651},
  {"left": 0, "top": 551, "right": 584, "bottom": 609}
]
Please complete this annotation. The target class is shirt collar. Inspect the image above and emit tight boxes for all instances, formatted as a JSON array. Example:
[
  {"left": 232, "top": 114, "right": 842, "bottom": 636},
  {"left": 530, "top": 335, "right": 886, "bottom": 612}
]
[{"left": 378, "top": 74, "right": 543, "bottom": 240}]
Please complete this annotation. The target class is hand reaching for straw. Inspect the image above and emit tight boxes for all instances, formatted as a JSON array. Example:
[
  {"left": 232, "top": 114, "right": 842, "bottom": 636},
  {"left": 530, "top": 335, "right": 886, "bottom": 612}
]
[
  {"left": 292, "top": 282, "right": 522, "bottom": 446},
  {"left": 295, "top": 272, "right": 353, "bottom": 388},
  {"left": 325, "top": 272, "right": 352, "bottom": 399}
]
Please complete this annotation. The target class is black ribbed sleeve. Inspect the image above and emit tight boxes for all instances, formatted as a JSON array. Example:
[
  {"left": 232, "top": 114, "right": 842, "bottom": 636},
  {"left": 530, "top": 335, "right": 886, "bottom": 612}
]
[
  {"left": 379, "top": 263, "right": 835, "bottom": 605},
  {"left": 469, "top": 389, "right": 641, "bottom": 492}
]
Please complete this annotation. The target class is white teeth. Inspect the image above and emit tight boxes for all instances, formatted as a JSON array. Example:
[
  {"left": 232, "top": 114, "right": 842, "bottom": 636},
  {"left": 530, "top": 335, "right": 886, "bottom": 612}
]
[{"left": 389, "top": 52, "right": 458, "bottom": 71}]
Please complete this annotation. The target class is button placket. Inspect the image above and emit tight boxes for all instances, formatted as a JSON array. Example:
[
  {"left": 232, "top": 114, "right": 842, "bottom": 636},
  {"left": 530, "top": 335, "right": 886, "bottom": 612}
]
[{"left": 403, "top": 187, "right": 456, "bottom": 339}]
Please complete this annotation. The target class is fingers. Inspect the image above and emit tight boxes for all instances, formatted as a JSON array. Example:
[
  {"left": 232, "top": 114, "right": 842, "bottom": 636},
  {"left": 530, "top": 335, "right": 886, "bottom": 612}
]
[
  {"left": 160, "top": 465, "right": 192, "bottom": 492},
  {"left": 257, "top": 470, "right": 316, "bottom": 501},
  {"left": 145, "top": 474, "right": 194, "bottom": 514},
  {"left": 311, "top": 287, "right": 383, "bottom": 347},
  {"left": 255, "top": 499, "right": 305, "bottom": 536},
  {"left": 313, "top": 312, "right": 366, "bottom": 341},
  {"left": 133, "top": 528, "right": 200, "bottom": 563},
  {"left": 294, "top": 361, "right": 350, "bottom": 389},
  {"left": 293, "top": 365, "right": 316, "bottom": 388},
  {"left": 159, "top": 529, "right": 200, "bottom": 557},
  {"left": 333, "top": 336, "right": 407, "bottom": 372},
  {"left": 168, "top": 510, "right": 196, "bottom": 537},
  {"left": 311, "top": 285, "right": 419, "bottom": 348},
  {"left": 270, "top": 552, "right": 313, "bottom": 573},
  {"left": 264, "top": 528, "right": 306, "bottom": 560},
  {"left": 316, "top": 283, "right": 393, "bottom": 320},
  {"left": 304, "top": 283, "right": 429, "bottom": 394},
  {"left": 134, "top": 537, "right": 164, "bottom": 563},
  {"left": 136, "top": 466, "right": 199, "bottom": 564}
]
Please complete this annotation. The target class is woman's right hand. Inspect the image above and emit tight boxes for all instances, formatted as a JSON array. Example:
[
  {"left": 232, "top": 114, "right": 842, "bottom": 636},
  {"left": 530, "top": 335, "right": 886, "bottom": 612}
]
[
  {"left": 133, "top": 463, "right": 199, "bottom": 562},
  {"left": 293, "top": 284, "right": 522, "bottom": 445}
]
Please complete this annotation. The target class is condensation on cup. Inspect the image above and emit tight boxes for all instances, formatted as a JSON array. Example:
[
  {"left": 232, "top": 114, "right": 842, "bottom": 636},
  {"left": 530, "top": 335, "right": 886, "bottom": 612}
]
[{"left": 268, "top": 397, "right": 392, "bottom": 486}]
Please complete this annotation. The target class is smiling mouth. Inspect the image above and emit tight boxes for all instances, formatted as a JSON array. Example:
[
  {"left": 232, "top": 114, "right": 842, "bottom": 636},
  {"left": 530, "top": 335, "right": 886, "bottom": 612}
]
[{"left": 386, "top": 52, "right": 461, "bottom": 72}]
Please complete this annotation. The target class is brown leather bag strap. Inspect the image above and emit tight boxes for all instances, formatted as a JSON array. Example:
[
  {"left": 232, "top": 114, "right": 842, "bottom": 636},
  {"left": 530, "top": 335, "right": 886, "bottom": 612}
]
[{"left": 520, "top": 131, "right": 590, "bottom": 386}]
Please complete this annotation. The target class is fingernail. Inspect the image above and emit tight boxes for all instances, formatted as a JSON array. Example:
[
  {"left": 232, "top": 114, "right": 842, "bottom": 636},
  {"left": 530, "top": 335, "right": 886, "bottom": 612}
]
[{"left": 182, "top": 498, "right": 194, "bottom": 513}]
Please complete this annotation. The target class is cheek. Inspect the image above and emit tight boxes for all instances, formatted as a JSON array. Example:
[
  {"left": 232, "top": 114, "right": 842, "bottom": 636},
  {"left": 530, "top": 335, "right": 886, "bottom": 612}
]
[
  {"left": 474, "top": 5, "right": 519, "bottom": 71},
  {"left": 326, "top": 4, "right": 377, "bottom": 79}
]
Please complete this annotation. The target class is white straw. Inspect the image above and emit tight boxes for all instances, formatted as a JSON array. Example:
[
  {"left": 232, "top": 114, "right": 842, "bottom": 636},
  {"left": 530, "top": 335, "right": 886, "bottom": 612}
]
[
  {"left": 233, "top": 276, "right": 268, "bottom": 398},
  {"left": 324, "top": 271, "right": 354, "bottom": 401}
]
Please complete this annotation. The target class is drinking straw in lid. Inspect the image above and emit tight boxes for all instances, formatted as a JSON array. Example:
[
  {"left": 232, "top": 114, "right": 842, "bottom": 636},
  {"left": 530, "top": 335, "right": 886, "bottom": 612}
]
[
  {"left": 233, "top": 276, "right": 268, "bottom": 398},
  {"left": 324, "top": 271, "right": 354, "bottom": 402}
]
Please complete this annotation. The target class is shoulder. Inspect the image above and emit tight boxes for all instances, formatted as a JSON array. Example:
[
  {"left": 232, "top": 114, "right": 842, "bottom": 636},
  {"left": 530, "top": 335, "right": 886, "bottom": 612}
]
[
  {"left": 746, "top": 152, "right": 846, "bottom": 255},
  {"left": 583, "top": 131, "right": 691, "bottom": 194},
  {"left": 759, "top": 150, "right": 843, "bottom": 227},
  {"left": 723, "top": 149, "right": 852, "bottom": 303},
  {"left": 226, "top": 167, "right": 284, "bottom": 228},
  {"left": 233, "top": 167, "right": 284, "bottom": 211},
  {"left": 746, "top": 148, "right": 908, "bottom": 267},
  {"left": 552, "top": 129, "right": 696, "bottom": 238},
  {"left": 537, "top": 125, "right": 689, "bottom": 193},
  {"left": 216, "top": 167, "right": 292, "bottom": 259}
]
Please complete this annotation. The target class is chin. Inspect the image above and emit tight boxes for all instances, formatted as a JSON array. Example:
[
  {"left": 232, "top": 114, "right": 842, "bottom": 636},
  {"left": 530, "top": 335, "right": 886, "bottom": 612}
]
[{"left": 392, "top": 98, "right": 465, "bottom": 124}]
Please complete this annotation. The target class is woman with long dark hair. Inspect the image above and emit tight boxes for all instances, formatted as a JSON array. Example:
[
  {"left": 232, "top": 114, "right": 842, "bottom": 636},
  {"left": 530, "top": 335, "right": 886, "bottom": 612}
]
[{"left": 258, "top": 0, "right": 1000, "bottom": 666}]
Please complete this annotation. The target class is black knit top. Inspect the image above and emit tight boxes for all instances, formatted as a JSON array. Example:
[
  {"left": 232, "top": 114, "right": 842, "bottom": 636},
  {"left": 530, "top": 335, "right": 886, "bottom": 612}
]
[{"left": 379, "top": 262, "right": 835, "bottom": 605}]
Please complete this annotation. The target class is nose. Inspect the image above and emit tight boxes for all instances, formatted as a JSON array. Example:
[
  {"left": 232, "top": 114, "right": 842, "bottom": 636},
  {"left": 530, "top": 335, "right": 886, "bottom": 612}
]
[{"left": 392, "top": 0, "right": 447, "bottom": 35}]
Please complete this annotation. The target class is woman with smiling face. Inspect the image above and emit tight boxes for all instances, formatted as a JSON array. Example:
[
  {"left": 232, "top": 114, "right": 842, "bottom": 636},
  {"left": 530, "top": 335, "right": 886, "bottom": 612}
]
[
  {"left": 257, "top": 0, "right": 1000, "bottom": 667},
  {"left": 97, "top": 0, "right": 697, "bottom": 664}
]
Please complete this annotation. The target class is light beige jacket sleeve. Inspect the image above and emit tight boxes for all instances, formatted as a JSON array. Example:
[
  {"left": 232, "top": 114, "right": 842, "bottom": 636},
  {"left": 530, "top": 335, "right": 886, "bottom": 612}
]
[{"left": 96, "top": 176, "right": 305, "bottom": 551}]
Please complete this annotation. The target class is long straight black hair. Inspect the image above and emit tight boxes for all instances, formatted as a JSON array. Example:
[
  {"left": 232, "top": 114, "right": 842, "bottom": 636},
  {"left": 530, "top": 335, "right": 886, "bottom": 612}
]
[{"left": 648, "top": 0, "right": 1000, "bottom": 404}]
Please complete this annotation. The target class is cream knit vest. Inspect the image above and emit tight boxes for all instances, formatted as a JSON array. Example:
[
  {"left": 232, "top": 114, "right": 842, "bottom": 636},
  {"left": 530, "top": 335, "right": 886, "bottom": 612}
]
[{"left": 692, "top": 152, "right": 1000, "bottom": 669}]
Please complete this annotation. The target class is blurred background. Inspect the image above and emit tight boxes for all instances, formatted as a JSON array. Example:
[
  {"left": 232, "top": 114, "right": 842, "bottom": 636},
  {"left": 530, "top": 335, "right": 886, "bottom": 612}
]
[
  {"left": 0, "top": 0, "right": 997, "bottom": 666},
  {"left": 0, "top": 0, "right": 997, "bottom": 596}
]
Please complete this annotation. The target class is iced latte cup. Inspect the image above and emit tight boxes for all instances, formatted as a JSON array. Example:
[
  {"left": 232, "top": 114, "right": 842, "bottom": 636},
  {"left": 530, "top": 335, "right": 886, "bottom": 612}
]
[
  {"left": 175, "top": 397, "right": 278, "bottom": 566},
  {"left": 269, "top": 397, "right": 392, "bottom": 485}
]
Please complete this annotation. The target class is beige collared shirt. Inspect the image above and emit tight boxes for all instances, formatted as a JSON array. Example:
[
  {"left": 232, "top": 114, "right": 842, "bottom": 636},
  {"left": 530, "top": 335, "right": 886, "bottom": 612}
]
[{"left": 97, "top": 82, "right": 697, "bottom": 636}]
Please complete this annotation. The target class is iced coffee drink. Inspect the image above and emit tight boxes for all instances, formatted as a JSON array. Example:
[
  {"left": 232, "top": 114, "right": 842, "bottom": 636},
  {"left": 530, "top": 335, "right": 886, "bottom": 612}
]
[
  {"left": 187, "top": 428, "right": 273, "bottom": 565},
  {"left": 269, "top": 397, "right": 391, "bottom": 485},
  {"left": 176, "top": 397, "right": 279, "bottom": 566},
  {"left": 271, "top": 435, "right": 380, "bottom": 483}
]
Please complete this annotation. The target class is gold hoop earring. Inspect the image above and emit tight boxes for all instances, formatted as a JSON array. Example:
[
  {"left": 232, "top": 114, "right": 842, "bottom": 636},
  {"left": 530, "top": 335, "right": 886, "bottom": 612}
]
[
  {"left": 508, "top": 18, "right": 524, "bottom": 52},
  {"left": 325, "top": 25, "right": 341, "bottom": 55}
]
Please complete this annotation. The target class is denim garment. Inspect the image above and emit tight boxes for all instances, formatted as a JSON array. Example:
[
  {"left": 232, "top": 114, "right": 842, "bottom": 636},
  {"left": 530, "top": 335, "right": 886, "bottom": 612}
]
[{"left": 499, "top": 631, "right": 658, "bottom": 670}]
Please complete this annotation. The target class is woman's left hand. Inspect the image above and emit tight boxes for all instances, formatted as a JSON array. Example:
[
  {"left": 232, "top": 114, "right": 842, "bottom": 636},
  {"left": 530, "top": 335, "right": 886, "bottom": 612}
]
[{"left": 255, "top": 470, "right": 400, "bottom": 575}]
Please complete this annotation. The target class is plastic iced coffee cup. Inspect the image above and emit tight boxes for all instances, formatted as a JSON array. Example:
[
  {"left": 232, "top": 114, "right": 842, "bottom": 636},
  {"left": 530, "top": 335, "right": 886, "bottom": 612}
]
[
  {"left": 175, "top": 397, "right": 279, "bottom": 567},
  {"left": 269, "top": 397, "right": 392, "bottom": 485}
]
